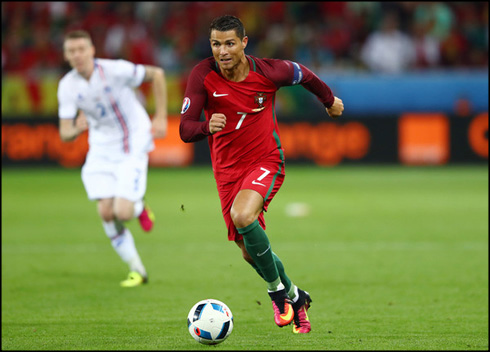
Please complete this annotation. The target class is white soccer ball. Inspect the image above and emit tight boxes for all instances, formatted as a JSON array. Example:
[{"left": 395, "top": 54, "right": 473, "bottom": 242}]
[{"left": 187, "top": 298, "right": 234, "bottom": 345}]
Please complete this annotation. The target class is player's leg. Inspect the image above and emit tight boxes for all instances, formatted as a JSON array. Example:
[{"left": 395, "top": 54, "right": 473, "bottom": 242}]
[
  {"left": 97, "top": 198, "right": 148, "bottom": 286},
  {"left": 232, "top": 163, "right": 311, "bottom": 332},
  {"left": 115, "top": 153, "right": 154, "bottom": 232},
  {"left": 232, "top": 190, "right": 282, "bottom": 289},
  {"left": 231, "top": 162, "right": 286, "bottom": 290},
  {"left": 82, "top": 152, "right": 148, "bottom": 287},
  {"left": 235, "top": 240, "right": 293, "bottom": 295},
  {"left": 234, "top": 221, "right": 311, "bottom": 333},
  {"left": 113, "top": 197, "right": 154, "bottom": 232},
  {"left": 231, "top": 190, "right": 279, "bottom": 285},
  {"left": 82, "top": 154, "right": 139, "bottom": 284},
  {"left": 236, "top": 235, "right": 310, "bottom": 330},
  {"left": 231, "top": 189, "right": 294, "bottom": 327},
  {"left": 111, "top": 154, "right": 153, "bottom": 285}
]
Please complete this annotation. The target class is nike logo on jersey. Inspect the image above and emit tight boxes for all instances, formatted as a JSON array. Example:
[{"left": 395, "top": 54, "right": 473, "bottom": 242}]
[
  {"left": 252, "top": 180, "right": 266, "bottom": 187},
  {"left": 213, "top": 91, "right": 228, "bottom": 97},
  {"left": 257, "top": 245, "right": 271, "bottom": 257}
]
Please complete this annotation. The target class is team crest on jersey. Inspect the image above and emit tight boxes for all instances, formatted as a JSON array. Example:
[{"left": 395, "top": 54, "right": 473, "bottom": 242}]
[
  {"left": 254, "top": 92, "right": 266, "bottom": 108},
  {"left": 181, "top": 97, "right": 191, "bottom": 114}
]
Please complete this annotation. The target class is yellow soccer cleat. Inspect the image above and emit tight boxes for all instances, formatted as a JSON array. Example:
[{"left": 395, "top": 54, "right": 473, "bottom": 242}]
[{"left": 120, "top": 271, "right": 148, "bottom": 288}]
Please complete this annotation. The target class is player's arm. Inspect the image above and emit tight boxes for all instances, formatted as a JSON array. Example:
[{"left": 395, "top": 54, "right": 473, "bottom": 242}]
[
  {"left": 296, "top": 63, "right": 344, "bottom": 118},
  {"left": 267, "top": 59, "right": 344, "bottom": 118},
  {"left": 143, "top": 65, "right": 168, "bottom": 138},
  {"left": 58, "top": 82, "right": 88, "bottom": 142},
  {"left": 59, "top": 110, "right": 88, "bottom": 142},
  {"left": 179, "top": 65, "right": 213, "bottom": 143}
]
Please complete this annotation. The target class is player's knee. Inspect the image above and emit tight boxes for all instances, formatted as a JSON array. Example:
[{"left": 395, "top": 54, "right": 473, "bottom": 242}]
[
  {"left": 98, "top": 203, "right": 114, "bottom": 222},
  {"left": 114, "top": 207, "right": 132, "bottom": 222},
  {"left": 230, "top": 208, "right": 256, "bottom": 229},
  {"left": 113, "top": 198, "right": 135, "bottom": 222}
]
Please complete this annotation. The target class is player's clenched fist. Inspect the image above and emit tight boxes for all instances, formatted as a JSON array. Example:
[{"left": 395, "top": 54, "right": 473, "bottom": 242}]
[
  {"left": 209, "top": 113, "right": 227, "bottom": 134},
  {"left": 75, "top": 110, "right": 89, "bottom": 132},
  {"left": 326, "top": 96, "right": 344, "bottom": 119}
]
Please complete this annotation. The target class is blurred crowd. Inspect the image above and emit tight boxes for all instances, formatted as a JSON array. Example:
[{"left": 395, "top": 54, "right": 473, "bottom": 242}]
[{"left": 2, "top": 1, "right": 488, "bottom": 77}]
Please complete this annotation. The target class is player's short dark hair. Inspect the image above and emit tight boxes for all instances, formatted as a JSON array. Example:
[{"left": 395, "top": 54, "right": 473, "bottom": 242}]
[
  {"left": 64, "top": 30, "right": 92, "bottom": 43},
  {"left": 209, "top": 15, "right": 246, "bottom": 40}
]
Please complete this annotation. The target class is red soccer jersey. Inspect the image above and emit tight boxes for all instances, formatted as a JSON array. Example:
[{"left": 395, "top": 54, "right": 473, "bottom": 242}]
[{"left": 180, "top": 55, "right": 334, "bottom": 181}]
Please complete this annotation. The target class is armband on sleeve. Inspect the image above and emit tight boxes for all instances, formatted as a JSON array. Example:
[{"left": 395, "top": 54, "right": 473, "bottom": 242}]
[{"left": 291, "top": 62, "right": 304, "bottom": 85}]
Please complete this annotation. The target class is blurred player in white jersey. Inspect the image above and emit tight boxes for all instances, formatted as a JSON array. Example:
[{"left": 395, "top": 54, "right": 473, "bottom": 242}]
[{"left": 57, "top": 30, "right": 167, "bottom": 287}]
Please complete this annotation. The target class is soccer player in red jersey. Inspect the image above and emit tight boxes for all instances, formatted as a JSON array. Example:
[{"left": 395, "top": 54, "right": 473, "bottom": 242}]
[{"left": 180, "top": 15, "right": 344, "bottom": 333}]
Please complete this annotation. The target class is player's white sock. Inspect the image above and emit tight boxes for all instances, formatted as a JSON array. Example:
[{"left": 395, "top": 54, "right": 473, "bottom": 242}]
[
  {"left": 133, "top": 200, "right": 144, "bottom": 218},
  {"left": 102, "top": 220, "right": 147, "bottom": 276},
  {"left": 102, "top": 219, "right": 124, "bottom": 238},
  {"left": 128, "top": 255, "right": 147, "bottom": 277}
]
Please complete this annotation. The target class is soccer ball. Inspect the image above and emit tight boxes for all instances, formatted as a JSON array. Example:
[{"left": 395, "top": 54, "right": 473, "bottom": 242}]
[{"left": 187, "top": 299, "right": 234, "bottom": 345}]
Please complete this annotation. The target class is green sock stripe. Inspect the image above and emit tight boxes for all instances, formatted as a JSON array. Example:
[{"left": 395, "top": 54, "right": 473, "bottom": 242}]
[
  {"left": 250, "top": 255, "right": 291, "bottom": 292},
  {"left": 288, "top": 284, "right": 297, "bottom": 300},
  {"left": 272, "top": 251, "right": 292, "bottom": 294},
  {"left": 267, "top": 277, "right": 282, "bottom": 291}
]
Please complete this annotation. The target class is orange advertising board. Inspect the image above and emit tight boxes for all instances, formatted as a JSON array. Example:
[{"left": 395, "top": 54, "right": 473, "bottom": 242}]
[
  {"left": 1, "top": 116, "right": 192, "bottom": 168},
  {"left": 467, "top": 112, "right": 488, "bottom": 158},
  {"left": 398, "top": 113, "right": 450, "bottom": 165}
]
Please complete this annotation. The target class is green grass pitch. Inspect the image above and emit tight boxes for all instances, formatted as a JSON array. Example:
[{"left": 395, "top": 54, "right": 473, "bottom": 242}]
[{"left": 2, "top": 165, "right": 488, "bottom": 350}]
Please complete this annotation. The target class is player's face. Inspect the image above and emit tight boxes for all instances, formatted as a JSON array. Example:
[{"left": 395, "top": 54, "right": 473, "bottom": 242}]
[
  {"left": 63, "top": 38, "right": 95, "bottom": 76},
  {"left": 210, "top": 30, "right": 248, "bottom": 71}
]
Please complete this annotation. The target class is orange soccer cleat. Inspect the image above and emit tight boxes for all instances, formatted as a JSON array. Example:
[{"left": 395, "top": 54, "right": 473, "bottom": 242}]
[
  {"left": 292, "top": 289, "right": 312, "bottom": 333},
  {"left": 268, "top": 288, "right": 294, "bottom": 327}
]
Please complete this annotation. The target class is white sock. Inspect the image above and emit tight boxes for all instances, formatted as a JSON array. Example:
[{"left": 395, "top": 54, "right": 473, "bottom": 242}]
[
  {"left": 133, "top": 200, "right": 144, "bottom": 218},
  {"left": 102, "top": 220, "right": 147, "bottom": 276},
  {"left": 129, "top": 256, "right": 147, "bottom": 277},
  {"left": 102, "top": 220, "right": 124, "bottom": 238}
]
